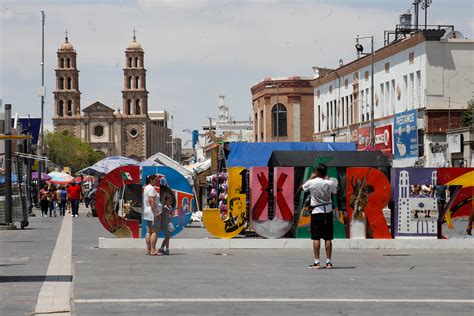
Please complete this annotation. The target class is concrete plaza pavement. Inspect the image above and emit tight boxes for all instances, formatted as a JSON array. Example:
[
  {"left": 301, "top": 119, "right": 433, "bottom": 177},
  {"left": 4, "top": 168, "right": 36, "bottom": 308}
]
[{"left": 0, "top": 205, "right": 473, "bottom": 315}]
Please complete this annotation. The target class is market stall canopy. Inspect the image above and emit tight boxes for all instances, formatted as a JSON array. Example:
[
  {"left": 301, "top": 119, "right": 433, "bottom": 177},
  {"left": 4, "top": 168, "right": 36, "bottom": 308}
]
[
  {"left": 77, "top": 156, "right": 139, "bottom": 176},
  {"left": 31, "top": 172, "right": 52, "bottom": 180},
  {"left": 147, "top": 152, "right": 194, "bottom": 186},
  {"left": 227, "top": 142, "right": 356, "bottom": 168},
  {"left": 48, "top": 171, "right": 74, "bottom": 185},
  {"left": 184, "top": 159, "right": 211, "bottom": 175},
  {"left": 268, "top": 150, "right": 391, "bottom": 168}
]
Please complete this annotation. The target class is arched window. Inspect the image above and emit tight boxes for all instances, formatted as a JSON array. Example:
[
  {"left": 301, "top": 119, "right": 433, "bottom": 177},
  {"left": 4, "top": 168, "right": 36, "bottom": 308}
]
[
  {"left": 58, "top": 100, "right": 64, "bottom": 116},
  {"left": 67, "top": 100, "right": 73, "bottom": 116},
  {"left": 128, "top": 57, "right": 133, "bottom": 68},
  {"left": 60, "top": 77, "right": 65, "bottom": 89},
  {"left": 66, "top": 58, "right": 71, "bottom": 68},
  {"left": 67, "top": 77, "right": 72, "bottom": 90},
  {"left": 128, "top": 77, "right": 132, "bottom": 89},
  {"left": 135, "top": 99, "right": 141, "bottom": 115},
  {"left": 135, "top": 57, "right": 139, "bottom": 67},
  {"left": 127, "top": 99, "right": 132, "bottom": 115},
  {"left": 60, "top": 58, "right": 65, "bottom": 68},
  {"left": 271, "top": 103, "right": 287, "bottom": 138},
  {"left": 135, "top": 77, "right": 139, "bottom": 89}
]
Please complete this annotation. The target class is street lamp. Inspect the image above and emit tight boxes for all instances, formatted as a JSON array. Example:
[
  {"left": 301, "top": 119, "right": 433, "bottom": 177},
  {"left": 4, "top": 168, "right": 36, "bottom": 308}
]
[
  {"left": 355, "top": 35, "right": 375, "bottom": 148},
  {"left": 38, "top": 11, "right": 46, "bottom": 189}
]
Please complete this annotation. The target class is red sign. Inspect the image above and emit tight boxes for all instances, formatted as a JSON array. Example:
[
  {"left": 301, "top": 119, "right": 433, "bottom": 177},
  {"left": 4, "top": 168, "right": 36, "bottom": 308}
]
[
  {"left": 357, "top": 125, "right": 393, "bottom": 155},
  {"left": 374, "top": 125, "right": 393, "bottom": 155}
]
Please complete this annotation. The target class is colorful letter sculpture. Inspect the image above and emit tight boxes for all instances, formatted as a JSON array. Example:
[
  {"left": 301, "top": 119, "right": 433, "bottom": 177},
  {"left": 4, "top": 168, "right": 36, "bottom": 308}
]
[
  {"left": 203, "top": 167, "right": 248, "bottom": 238},
  {"left": 141, "top": 166, "right": 194, "bottom": 238},
  {"left": 250, "top": 167, "right": 294, "bottom": 239},
  {"left": 391, "top": 168, "right": 439, "bottom": 237},
  {"left": 346, "top": 167, "right": 391, "bottom": 239},
  {"left": 437, "top": 168, "right": 473, "bottom": 238},
  {"left": 95, "top": 166, "right": 141, "bottom": 238}
]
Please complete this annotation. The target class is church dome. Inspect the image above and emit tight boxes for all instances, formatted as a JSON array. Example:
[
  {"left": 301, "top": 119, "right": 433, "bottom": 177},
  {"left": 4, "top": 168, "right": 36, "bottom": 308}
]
[
  {"left": 127, "top": 39, "right": 142, "bottom": 50},
  {"left": 60, "top": 39, "right": 74, "bottom": 51}
]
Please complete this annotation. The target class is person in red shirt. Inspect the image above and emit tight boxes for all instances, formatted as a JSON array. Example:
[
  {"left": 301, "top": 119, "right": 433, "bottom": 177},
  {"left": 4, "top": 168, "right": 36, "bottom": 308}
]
[{"left": 67, "top": 180, "right": 83, "bottom": 217}]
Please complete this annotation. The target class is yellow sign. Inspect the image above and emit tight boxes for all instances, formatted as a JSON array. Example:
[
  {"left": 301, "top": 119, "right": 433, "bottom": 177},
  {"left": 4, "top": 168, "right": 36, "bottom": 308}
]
[{"left": 203, "top": 167, "right": 247, "bottom": 238}]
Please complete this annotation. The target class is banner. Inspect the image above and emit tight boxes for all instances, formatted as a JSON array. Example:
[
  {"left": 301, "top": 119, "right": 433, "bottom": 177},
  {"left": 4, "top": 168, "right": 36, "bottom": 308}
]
[
  {"left": 374, "top": 125, "right": 393, "bottom": 155},
  {"left": 394, "top": 109, "right": 418, "bottom": 159}
]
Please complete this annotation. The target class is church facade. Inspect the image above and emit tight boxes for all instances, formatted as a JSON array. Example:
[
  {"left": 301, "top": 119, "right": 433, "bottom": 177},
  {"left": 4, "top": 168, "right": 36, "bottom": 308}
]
[{"left": 52, "top": 34, "right": 171, "bottom": 161}]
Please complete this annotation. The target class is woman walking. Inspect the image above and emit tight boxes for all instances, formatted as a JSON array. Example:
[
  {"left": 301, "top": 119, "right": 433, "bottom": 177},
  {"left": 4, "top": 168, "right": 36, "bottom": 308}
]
[{"left": 58, "top": 185, "right": 68, "bottom": 216}]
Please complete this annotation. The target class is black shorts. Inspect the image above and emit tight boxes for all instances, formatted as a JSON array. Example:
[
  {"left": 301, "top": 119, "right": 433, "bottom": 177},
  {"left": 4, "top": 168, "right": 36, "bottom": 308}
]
[{"left": 310, "top": 212, "right": 334, "bottom": 240}]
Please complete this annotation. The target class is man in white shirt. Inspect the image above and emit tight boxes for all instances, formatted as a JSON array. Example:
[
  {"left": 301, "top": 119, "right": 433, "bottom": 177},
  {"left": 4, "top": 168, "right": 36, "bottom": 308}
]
[
  {"left": 143, "top": 174, "right": 163, "bottom": 256},
  {"left": 302, "top": 163, "right": 338, "bottom": 269}
]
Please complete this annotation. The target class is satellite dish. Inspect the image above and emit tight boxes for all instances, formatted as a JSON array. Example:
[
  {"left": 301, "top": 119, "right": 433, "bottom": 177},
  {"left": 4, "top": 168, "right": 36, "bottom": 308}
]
[{"left": 443, "top": 31, "right": 464, "bottom": 39}]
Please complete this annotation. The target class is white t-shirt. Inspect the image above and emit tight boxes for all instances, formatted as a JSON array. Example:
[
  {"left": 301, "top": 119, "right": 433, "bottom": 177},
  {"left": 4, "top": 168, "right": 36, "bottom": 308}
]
[
  {"left": 302, "top": 177, "right": 338, "bottom": 214},
  {"left": 143, "top": 184, "right": 162, "bottom": 221}
]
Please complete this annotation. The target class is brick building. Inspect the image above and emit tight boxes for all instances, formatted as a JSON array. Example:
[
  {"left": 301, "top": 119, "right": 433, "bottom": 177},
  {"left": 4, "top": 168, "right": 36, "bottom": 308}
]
[{"left": 251, "top": 77, "right": 314, "bottom": 142}]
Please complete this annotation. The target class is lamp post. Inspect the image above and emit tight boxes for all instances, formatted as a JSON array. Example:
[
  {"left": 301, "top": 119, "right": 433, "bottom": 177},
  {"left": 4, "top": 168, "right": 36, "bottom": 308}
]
[
  {"left": 38, "top": 11, "right": 45, "bottom": 189},
  {"left": 355, "top": 35, "right": 375, "bottom": 147}
]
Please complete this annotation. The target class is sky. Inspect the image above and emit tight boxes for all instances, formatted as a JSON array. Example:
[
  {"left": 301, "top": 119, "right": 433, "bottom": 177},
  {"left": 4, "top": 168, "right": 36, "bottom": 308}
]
[{"left": 1, "top": 0, "right": 473, "bottom": 144}]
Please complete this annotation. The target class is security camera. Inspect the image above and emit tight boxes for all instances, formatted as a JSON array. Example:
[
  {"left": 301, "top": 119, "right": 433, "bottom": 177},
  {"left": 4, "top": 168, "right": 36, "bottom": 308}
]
[{"left": 355, "top": 43, "right": 364, "bottom": 53}]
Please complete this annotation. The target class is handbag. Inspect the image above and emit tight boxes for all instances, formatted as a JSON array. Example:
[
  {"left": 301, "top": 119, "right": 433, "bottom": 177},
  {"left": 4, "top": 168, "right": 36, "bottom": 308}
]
[{"left": 168, "top": 221, "right": 175, "bottom": 232}]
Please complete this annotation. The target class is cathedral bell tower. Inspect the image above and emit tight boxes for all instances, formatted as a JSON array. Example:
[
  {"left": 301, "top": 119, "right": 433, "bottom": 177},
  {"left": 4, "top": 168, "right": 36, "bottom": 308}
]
[
  {"left": 122, "top": 31, "right": 148, "bottom": 116},
  {"left": 52, "top": 33, "right": 81, "bottom": 137}
]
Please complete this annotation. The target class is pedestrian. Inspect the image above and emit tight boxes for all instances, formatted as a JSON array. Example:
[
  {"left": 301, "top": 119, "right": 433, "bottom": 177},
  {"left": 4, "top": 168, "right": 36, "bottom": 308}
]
[
  {"left": 39, "top": 185, "right": 50, "bottom": 217},
  {"left": 143, "top": 174, "right": 162, "bottom": 256},
  {"left": 302, "top": 163, "right": 338, "bottom": 269},
  {"left": 58, "top": 185, "right": 68, "bottom": 216},
  {"left": 159, "top": 193, "right": 174, "bottom": 255},
  {"left": 49, "top": 185, "right": 58, "bottom": 217},
  {"left": 67, "top": 180, "right": 83, "bottom": 217}
]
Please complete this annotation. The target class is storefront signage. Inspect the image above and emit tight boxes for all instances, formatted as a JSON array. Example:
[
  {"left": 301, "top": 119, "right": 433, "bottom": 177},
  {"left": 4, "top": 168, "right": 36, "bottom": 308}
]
[{"left": 394, "top": 109, "right": 418, "bottom": 159}]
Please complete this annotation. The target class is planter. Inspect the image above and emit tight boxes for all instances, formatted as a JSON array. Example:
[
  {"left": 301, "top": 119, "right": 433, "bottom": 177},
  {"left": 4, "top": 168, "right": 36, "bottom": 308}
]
[{"left": 350, "top": 218, "right": 366, "bottom": 239}]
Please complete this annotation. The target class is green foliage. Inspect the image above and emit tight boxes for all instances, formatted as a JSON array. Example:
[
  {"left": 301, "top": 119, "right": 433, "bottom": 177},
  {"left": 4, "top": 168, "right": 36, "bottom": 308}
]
[
  {"left": 45, "top": 130, "right": 106, "bottom": 173},
  {"left": 460, "top": 99, "right": 474, "bottom": 128}
]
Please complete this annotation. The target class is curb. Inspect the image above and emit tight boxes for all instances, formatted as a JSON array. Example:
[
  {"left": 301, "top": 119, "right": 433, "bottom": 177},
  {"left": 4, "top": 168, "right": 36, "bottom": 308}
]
[{"left": 98, "top": 237, "right": 474, "bottom": 249}]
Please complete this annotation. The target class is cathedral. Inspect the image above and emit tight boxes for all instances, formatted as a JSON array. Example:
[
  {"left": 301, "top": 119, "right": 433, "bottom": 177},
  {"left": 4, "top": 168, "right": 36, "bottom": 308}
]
[{"left": 52, "top": 33, "right": 171, "bottom": 160}]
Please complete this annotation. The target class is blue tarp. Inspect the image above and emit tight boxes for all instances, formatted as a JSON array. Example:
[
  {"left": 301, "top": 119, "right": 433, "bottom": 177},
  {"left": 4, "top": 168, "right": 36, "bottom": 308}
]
[{"left": 226, "top": 142, "right": 356, "bottom": 167}]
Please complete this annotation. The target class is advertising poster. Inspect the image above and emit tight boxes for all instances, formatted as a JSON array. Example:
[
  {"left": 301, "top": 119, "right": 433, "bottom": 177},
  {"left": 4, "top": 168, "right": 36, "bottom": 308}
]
[
  {"left": 394, "top": 109, "right": 418, "bottom": 160},
  {"left": 374, "top": 125, "right": 393, "bottom": 155}
]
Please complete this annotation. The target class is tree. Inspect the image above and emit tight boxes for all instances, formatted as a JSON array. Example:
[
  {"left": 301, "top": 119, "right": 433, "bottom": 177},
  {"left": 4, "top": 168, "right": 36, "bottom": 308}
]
[
  {"left": 460, "top": 99, "right": 474, "bottom": 128},
  {"left": 45, "top": 130, "right": 106, "bottom": 173}
]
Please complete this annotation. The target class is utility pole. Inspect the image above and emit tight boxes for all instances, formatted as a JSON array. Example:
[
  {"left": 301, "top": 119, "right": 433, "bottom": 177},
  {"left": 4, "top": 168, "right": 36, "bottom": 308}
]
[
  {"left": 4, "top": 104, "right": 12, "bottom": 224},
  {"left": 370, "top": 36, "right": 375, "bottom": 148},
  {"left": 38, "top": 11, "right": 45, "bottom": 190},
  {"left": 276, "top": 82, "right": 279, "bottom": 142}
]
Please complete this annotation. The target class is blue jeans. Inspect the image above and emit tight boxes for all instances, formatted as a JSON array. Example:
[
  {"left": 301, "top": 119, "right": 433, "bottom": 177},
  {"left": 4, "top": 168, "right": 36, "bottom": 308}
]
[
  {"left": 71, "top": 199, "right": 79, "bottom": 216},
  {"left": 59, "top": 200, "right": 67, "bottom": 216}
]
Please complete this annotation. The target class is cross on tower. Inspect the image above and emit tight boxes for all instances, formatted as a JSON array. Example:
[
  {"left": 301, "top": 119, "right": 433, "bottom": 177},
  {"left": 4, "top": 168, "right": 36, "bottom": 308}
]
[
  {"left": 133, "top": 28, "right": 137, "bottom": 41},
  {"left": 65, "top": 29, "right": 69, "bottom": 42}
]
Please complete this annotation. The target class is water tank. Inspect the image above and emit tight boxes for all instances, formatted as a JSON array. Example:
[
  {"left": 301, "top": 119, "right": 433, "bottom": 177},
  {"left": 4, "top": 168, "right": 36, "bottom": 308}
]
[{"left": 399, "top": 12, "right": 412, "bottom": 30}]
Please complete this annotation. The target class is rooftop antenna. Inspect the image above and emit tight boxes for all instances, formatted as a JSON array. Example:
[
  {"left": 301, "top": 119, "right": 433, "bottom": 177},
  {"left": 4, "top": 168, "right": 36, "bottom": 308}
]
[
  {"left": 413, "top": 0, "right": 420, "bottom": 30},
  {"left": 421, "top": 0, "right": 432, "bottom": 30}
]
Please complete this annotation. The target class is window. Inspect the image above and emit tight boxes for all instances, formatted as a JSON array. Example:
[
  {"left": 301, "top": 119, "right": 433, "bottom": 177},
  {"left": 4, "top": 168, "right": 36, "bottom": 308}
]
[
  {"left": 410, "top": 73, "right": 415, "bottom": 109},
  {"left": 60, "top": 58, "right": 65, "bottom": 68},
  {"left": 135, "top": 77, "right": 140, "bottom": 89},
  {"left": 272, "top": 103, "right": 287, "bottom": 137},
  {"left": 129, "top": 128, "right": 139, "bottom": 138},
  {"left": 94, "top": 125, "right": 104, "bottom": 137},
  {"left": 341, "top": 97, "right": 345, "bottom": 126},
  {"left": 344, "top": 79, "right": 349, "bottom": 89},
  {"left": 330, "top": 101, "right": 333, "bottom": 129},
  {"left": 345, "top": 96, "right": 349, "bottom": 125},
  {"left": 58, "top": 100, "right": 64, "bottom": 116},
  {"left": 66, "top": 58, "right": 71, "bottom": 68},
  {"left": 318, "top": 105, "right": 321, "bottom": 132},
  {"left": 380, "top": 84, "right": 384, "bottom": 116},
  {"left": 385, "top": 62, "right": 390, "bottom": 73},
  {"left": 128, "top": 77, "right": 132, "bottom": 89},
  {"left": 329, "top": 86, "right": 333, "bottom": 94},
  {"left": 128, "top": 57, "right": 133, "bottom": 68},
  {"left": 317, "top": 90, "right": 320, "bottom": 98},
  {"left": 349, "top": 94, "right": 353, "bottom": 124},
  {"left": 135, "top": 57, "right": 139, "bottom": 68},
  {"left": 403, "top": 75, "right": 408, "bottom": 110},
  {"left": 365, "top": 71, "right": 369, "bottom": 81},
  {"left": 391, "top": 79, "right": 396, "bottom": 115},
  {"left": 135, "top": 99, "right": 141, "bottom": 115},
  {"left": 416, "top": 71, "right": 421, "bottom": 107},
  {"left": 361, "top": 90, "right": 365, "bottom": 121},
  {"left": 385, "top": 82, "right": 389, "bottom": 117},
  {"left": 67, "top": 100, "right": 72, "bottom": 116},
  {"left": 127, "top": 99, "right": 132, "bottom": 115},
  {"left": 60, "top": 77, "right": 65, "bottom": 90},
  {"left": 409, "top": 52, "right": 415, "bottom": 63},
  {"left": 67, "top": 77, "right": 72, "bottom": 90},
  {"left": 326, "top": 102, "right": 329, "bottom": 130}
]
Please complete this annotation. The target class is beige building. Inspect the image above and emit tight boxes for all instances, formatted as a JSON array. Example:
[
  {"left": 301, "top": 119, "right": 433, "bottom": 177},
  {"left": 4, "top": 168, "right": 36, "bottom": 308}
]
[
  {"left": 251, "top": 77, "right": 314, "bottom": 142},
  {"left": 52, "top": 34, "right": 171, "bottom": 160}
]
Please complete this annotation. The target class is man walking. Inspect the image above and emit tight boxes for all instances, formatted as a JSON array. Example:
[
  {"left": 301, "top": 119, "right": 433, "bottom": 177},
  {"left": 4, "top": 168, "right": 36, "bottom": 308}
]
[
  {"left": 302, "top": 163, "right": 338, "bottom": 269},
  {"left": 68, "top": 180, "right": 83, "bottom": 218}
]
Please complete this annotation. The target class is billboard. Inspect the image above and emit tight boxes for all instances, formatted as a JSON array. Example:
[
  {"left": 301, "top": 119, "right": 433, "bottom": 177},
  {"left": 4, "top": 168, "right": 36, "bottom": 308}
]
[
  {"left": 394, "top": 109, "right": 418, "bottom": 160},
  {"left": 374, "top": 125, "right": 393, "bottom": 155}
]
